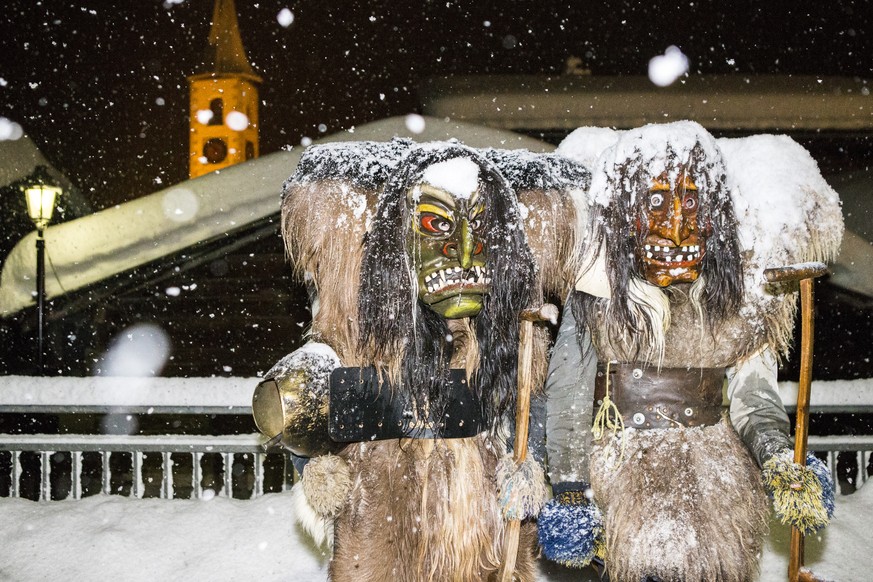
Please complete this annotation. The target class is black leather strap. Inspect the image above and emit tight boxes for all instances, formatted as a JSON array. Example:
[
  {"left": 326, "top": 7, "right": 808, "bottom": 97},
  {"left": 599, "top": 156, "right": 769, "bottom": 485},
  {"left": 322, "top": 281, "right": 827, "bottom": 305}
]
[{"left": 329, "top": 367, "right": 486, "bottom": 442}]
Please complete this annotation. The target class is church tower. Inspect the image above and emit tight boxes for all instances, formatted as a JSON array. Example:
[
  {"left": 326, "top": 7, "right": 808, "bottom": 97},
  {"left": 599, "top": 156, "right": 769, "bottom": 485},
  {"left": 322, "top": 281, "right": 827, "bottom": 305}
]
[{"left": 188, "top": 0, "right": 262, "bottom": 179}]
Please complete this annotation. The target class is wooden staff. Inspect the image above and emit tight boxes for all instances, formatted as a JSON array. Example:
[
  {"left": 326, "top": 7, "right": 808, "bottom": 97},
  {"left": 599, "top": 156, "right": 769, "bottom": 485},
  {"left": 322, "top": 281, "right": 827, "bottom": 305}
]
[
  {"left": 763, "top": 263, "right": 828, "bottom": 582},
  {"left": 499, "top": 304, "right": 557, "bottom": 582}
]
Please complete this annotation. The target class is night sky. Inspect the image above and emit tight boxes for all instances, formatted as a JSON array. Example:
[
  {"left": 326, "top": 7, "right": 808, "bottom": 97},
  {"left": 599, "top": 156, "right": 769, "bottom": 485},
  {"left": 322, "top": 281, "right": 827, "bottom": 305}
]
[{"left": 2, "top": 0, "right": 871, "bottom": 209}]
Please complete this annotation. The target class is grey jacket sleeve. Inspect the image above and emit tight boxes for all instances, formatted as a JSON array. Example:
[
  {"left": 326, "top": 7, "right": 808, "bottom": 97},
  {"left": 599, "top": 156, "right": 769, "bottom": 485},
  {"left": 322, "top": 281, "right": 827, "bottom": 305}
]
[
  {"left": 726, "top": 348, "right": 794, "bottom": 467},
  {"left": 544, "top": 299, "right": 597, "bottom": 485}
]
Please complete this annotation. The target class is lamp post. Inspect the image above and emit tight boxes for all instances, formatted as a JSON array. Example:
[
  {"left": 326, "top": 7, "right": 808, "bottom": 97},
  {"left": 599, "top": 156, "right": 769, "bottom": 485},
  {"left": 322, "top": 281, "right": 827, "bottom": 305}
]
[{"left": 21, "top": 165, "right": 62, "bottom": 375}]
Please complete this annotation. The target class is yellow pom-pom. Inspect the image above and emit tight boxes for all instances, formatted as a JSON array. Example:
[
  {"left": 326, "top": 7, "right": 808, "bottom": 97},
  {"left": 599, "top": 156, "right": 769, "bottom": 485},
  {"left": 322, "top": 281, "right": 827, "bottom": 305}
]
[
  {"left": 594, "top": 533, "right": 608, "bottom": 561},
  {"left": 763, "top": 452, "right": 830, "bottom": 535}
]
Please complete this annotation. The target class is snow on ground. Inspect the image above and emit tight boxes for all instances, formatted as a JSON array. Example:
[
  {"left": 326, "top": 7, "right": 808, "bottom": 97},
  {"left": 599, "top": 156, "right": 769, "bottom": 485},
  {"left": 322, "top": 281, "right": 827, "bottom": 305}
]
[{"left": 0, "top": 482, "right": 869, "bottom": 582}]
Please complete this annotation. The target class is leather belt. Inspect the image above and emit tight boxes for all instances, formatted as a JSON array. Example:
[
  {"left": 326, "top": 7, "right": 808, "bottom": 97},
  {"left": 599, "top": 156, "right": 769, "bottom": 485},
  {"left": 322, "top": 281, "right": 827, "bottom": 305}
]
[
  {"left": 329, "top": 367, "right": 485, "bottom": 442},
  {"left": 594, "top": 363, "right": 725, "bottom": 430}
]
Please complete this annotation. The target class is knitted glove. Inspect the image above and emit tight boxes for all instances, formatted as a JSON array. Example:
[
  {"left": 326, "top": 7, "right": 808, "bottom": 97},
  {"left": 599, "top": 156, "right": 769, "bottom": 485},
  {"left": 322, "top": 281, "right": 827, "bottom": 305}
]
[
  {"left": 537, "top": 482, "right": 605, "bottom": 568},
  {"left": 763, "top": 450, "right": 835, "bottom": 535},
  {"left": 496, "top": 453, "right": 548, "bottom": 520}
]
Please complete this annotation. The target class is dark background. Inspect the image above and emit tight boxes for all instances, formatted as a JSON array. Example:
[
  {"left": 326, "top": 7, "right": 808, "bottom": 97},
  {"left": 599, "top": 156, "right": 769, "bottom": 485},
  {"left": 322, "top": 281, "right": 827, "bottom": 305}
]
[{"left": 2, "top": 0, "right": 871, "bottom": 209}]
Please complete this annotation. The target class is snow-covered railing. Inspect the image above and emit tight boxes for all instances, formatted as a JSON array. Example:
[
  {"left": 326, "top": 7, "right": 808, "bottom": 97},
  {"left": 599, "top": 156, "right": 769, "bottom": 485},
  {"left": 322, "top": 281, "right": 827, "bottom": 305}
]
[
  {"left": 0, "top": 376, "right": 871, "bottom": 500},
  {"left": 809, "top": 436, "right": 872, "bottom": 491},
  {"left": 0, "top": 376, "right": 292, "bottom": 501},
  {"left": 0, "top": 375, "right": 255, "bottom": 415}
]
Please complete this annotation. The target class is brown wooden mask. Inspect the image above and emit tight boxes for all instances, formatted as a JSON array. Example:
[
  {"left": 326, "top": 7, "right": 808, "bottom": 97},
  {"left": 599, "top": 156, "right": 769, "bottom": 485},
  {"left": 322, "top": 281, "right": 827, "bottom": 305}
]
[{"left": 637, "top": 169, "right": 706, "bottom": 287}]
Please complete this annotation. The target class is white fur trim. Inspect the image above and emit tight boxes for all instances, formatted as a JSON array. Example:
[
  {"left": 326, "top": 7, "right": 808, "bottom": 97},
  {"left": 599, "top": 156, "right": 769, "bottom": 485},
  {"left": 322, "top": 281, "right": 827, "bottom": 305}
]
[
  {"left": 575, "top": 247, "right": 611, "bottom": 298},
  {"left": 301, "top": 453, "right": 352, "bottom": 517},
  {"left": 291, "top": 481, "right": 334, "bottom": 549}
]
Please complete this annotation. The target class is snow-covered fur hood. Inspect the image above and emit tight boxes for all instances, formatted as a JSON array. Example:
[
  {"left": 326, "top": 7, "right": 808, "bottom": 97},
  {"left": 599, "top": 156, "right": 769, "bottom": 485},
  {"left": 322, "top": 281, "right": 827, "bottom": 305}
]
[
  {"left": 558, "top": 121, "right": 843, "bottom": 361},
  {"left": 562, "top": 121, "right": 743, "bottom": 362},
  {"left": 482, "top": 148, "right": 591, "bottom": 297},
  {"left": 356, "top": 141, "right": 538, "bottom": 426}
]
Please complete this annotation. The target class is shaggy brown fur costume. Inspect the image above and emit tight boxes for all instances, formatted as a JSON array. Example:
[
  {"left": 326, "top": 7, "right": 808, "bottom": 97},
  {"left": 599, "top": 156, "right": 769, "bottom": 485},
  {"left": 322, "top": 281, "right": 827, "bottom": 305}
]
[
  {"left": 333, "top": 438, "right": 538, "bottom": 582},
  {"left": 556, "top": 122, "right": 842, "bottom": 580},
  {"left": 279, "top": 141, "right": 583, "bottom": 582},
  {"left": 540, "top": 121, "right": 843, "bottom": 582},
  {"left": 590, "top": 421, "right": 769, "bottom": 582}
]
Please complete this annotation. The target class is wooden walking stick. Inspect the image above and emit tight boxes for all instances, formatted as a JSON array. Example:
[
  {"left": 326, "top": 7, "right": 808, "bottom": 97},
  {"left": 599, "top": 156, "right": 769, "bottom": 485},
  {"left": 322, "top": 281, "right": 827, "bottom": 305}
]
[
  {"left": 764, "top": 263, "right": 829, "bottom": 582},
  {"left": 499, "top": 304, "right": 557, "bottom": 582}
]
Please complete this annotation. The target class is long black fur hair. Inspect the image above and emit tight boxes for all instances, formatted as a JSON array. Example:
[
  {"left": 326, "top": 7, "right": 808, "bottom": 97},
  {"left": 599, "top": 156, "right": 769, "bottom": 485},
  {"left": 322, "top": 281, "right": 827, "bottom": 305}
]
[
  {"left": 574, "top": 122, "right": 744, "bottom": 361},
  {"left": 357, "top": 142, "right": 539, "bottom": 429}
]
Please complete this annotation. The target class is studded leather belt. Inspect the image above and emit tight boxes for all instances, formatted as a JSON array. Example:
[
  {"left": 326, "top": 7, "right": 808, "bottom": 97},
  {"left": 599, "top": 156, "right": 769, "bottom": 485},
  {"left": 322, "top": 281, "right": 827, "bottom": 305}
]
[{"left": 594, "top": 363, "right": 725, "bottom": 430}]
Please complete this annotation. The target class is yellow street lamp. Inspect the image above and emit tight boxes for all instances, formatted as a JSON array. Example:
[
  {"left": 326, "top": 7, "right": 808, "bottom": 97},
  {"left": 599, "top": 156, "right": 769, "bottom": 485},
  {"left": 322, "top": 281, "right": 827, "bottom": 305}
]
[
  {"left": 21, "top": 165, "right": 62, "bottom": 374},
  {"left": 23, "top": 165, "right": 62, "bottom": 231}
]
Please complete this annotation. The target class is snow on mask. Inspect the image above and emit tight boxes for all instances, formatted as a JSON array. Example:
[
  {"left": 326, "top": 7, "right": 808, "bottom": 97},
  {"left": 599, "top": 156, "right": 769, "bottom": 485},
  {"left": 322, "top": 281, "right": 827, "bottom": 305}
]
[{"left": 418, "top": 157, "right": 481, "bottom": 200}]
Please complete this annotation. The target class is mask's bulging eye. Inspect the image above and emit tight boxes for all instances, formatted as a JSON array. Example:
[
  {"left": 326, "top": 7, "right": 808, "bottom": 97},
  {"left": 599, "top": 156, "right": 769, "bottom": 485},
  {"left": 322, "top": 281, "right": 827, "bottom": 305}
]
[
  {"left": 684, "top": 195, "right": 698, "bottom": 210},
  {"left": 649, "top": 192, "right": 665, "bottom": 209},
  {"left": 469, "top": 216, "right": 484, "bottom": 231},
  {"left": 420, "top": 213, "right": 452, "bottom": 234}
]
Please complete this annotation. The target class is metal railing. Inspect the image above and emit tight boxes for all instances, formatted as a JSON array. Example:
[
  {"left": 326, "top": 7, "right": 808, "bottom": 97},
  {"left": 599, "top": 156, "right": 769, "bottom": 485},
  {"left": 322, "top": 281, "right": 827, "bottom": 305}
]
[
  {"left": 0, "top": 434, "right": 292, "bottom": 501},
  {"left": 808, "top": 435, "right": 872, "bottom": 491},
  {"left": 776, "top": 380, "right": 873, "bottom": 491}
]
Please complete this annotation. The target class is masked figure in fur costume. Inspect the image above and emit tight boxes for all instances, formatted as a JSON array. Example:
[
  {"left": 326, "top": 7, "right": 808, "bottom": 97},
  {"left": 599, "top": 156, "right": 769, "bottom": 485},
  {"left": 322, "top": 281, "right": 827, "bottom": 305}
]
[
  {"left": 253, "top": 139, "right": 585, "bottom": 581},
  {"left": 537, "top": 121, "right": 842, "bottom": 582}
]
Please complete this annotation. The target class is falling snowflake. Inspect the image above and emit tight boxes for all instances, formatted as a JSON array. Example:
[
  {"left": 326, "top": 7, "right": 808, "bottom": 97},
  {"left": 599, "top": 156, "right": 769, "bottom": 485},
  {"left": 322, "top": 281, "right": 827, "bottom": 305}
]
[
  {"left": 648, "top": 46, "right": 689, "bottom": 87},
  {"left": 404, "top": 114, "right": 425, "bottom": 134},
  {"left": 196, "top": 109, "right": 214, "bottom": 125},
  {"left": 226, "top": 111, "right": 249, "bottom": 131},
  {"left": 277, "top": 8, "right": 294, "bottom": 27},
  {"left": 0, "top": 117, "right": 24, "bottom": 141}
]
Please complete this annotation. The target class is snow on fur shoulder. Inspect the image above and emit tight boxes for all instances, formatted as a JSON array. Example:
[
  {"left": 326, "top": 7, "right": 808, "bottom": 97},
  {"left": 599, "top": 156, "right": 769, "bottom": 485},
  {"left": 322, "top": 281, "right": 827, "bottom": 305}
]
[
  {"left": 718, "top": 134, "right": 844, "bottom": 276},
  {"left": 556, "top": 126, "right": 621, "bottom": 170}
]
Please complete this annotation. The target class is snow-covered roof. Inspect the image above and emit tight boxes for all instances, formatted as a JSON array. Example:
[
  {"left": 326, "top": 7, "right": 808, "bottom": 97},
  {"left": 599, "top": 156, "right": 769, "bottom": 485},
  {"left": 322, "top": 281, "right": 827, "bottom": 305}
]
[
  {"left": 0, "top": 116, "right": 553, "bottom": 316},
  {"left": 1, "top": 135, "right": 58, "bottom": 189},
  {"left": 420, "top": 74, "right": 873, "bottom": 131}
]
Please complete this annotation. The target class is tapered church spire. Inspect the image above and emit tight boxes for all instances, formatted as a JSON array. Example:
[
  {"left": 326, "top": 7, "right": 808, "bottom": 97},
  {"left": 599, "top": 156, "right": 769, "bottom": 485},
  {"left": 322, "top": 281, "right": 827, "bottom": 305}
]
[
  {"left": 200, "top": 0, "right": 261, "bottom": 80},
  {"left": 188, "top": 0, "right": 262, "bottom": 179}
]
